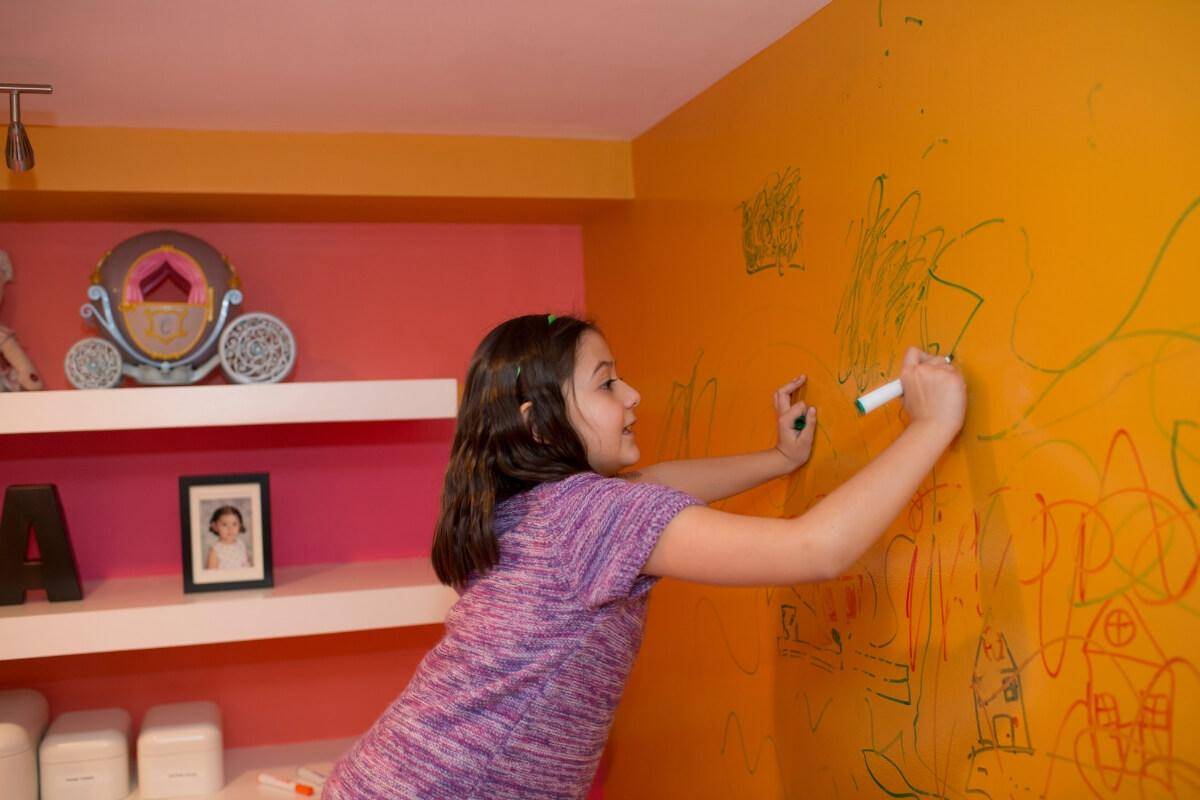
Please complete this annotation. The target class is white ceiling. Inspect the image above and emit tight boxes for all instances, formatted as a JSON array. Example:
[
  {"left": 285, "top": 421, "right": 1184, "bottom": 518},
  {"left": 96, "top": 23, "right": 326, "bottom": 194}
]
[{"left": 3, "top": 0, "right": 829, "bottom": 140}]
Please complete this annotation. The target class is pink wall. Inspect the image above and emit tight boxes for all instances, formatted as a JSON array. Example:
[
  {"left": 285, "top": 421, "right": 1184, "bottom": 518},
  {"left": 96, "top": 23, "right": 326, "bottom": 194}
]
[
  {"left": 1, "top": 222, "right": 585, "bottom": 579},
  {"left": 0, "top": 626, "right": 444, "bottom": 748},
  {"left": 5, "top": 420, "right": 456, "bottom": 580},
  {"left": 0, "top": 221, "right": 585, "bottom": 748},
  {"left": 0, "top": 222, "right": 586, "bottom": 389}
]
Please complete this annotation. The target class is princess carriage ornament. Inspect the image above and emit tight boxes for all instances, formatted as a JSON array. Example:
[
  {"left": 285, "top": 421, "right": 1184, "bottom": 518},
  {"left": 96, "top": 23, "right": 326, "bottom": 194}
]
[{"left": 65, "top": 230, "right": 296, "bottom": 389}]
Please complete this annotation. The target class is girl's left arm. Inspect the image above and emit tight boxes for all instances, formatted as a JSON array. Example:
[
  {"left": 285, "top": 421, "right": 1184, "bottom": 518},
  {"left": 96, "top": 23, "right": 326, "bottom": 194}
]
[{"left": 625, "top": 375, "right": 816, "bottom": 503}]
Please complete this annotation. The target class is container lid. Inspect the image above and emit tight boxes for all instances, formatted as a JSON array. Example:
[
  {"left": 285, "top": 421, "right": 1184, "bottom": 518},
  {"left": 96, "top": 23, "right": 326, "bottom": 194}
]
[
  {"left": 40, "top": 708, "right": 132, "bottom": 765},
  {"left": 0, "top": 689, "right": 49, "bottom": 759},
  {"left": 137, "top": 701, "right": 223, "bottom": 757}
]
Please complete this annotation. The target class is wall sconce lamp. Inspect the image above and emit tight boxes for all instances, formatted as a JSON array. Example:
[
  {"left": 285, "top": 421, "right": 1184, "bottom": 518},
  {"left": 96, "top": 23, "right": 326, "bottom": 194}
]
[{"left": 1, "top": 83, "right": 54, "bottom": 172}]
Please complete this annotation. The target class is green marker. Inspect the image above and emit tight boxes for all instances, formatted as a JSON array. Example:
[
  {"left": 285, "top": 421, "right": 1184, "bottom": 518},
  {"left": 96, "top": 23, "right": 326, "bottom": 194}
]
[
  {"left": 856, "top": 354, "right": 954, "bottom": 414},
  {"left": 793, "top": 415, "right": 807, "bottom": 432}
]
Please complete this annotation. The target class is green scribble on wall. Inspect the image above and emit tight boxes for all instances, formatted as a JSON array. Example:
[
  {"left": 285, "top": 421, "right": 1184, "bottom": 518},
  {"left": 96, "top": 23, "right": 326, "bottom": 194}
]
[
  {"left": 834, "top": 175, "right": 988, "bottom": 393},
  {"left": 981, "top": 195, "right": 1200, "bottom": 440},
  {"left": 657, "top": 351, "right": 718, "bottom": 461},
  {"left": 921, "top": 138, "right": 949, "bottom": 159},
  {"left": 720, "top": 712, "right": 780, "bottom": 777},
  {"left": 740, "top": 167, "right": 806, "bottom": 277},
  {"left": 862, "top": 749, "right": 946, "bottom": 798},
  {"left": 1086, "top": 83, "right": 1103, "bottom": 149},
  {"left": 1174, "top": 420, "right": 1199, "bottom": 509}
]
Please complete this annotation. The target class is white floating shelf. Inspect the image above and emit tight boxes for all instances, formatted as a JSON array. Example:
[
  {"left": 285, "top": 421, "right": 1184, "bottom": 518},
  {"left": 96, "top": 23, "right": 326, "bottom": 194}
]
[
  {"left": 0, "top": 558, "right": 458, "bottom": 660},
  {"left": 0, "top": 379, "right": 458, "bottom": 436},
  {"left": 124, "top": 736, "right": 354, "bottom": 799}
]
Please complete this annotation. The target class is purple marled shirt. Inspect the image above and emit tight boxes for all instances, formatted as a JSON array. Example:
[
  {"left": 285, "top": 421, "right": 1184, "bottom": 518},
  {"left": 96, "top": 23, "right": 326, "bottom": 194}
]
[{"left": 323, "top": 471, "right": 700, "bottom": 800}]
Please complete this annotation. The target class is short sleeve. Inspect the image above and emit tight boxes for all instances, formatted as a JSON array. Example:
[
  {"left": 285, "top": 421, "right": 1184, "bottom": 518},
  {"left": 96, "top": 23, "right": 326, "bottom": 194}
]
[{"left": 549, "top": 474, "right": 702, "bottom": 607}]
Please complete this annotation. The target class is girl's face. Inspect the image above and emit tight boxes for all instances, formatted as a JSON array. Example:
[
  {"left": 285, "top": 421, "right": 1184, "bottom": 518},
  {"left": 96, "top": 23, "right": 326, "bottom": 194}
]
[
  {"left": 212, "top": 512, "right": 241, "bottom": 544},
  {"left": 565, "top": 331, "right": 641, "bottom": 476}
]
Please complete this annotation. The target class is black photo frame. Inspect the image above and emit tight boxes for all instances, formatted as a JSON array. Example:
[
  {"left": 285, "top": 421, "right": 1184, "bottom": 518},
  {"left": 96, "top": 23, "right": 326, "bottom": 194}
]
[{"left": 179, "top": 473, "right": 273, "bottom": 593}]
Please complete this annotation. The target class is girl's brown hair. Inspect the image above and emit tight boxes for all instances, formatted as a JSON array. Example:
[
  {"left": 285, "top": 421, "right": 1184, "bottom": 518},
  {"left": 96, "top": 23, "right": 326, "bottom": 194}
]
[{"left": 431, "top": 314, "right": 595, "bottom": 586}]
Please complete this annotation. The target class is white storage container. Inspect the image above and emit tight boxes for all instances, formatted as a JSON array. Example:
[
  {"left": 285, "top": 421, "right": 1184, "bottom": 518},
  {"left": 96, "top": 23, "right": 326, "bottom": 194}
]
[
  {"left": 136, "top": 701, "right": 224, "bottom": 799},
  {"left": 0, "top": 688, "right": 49, "bottom": 800},
  {"left": 39, "top": 708, "right": 131, "bottom": 800}
]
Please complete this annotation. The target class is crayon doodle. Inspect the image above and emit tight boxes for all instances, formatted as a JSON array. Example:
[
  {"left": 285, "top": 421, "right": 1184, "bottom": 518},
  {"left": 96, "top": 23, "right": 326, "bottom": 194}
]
[
  {"left": 740, "top": 167, "right": 806, "bottom": 277},
  {"left": 599, "top": 7, "right": 1199, "bottom": 796},
  {"left": 1003, "top": 429, "right": 1200, "bottom": 798},
  {"left": 1173, "top": 420, "right": 1198, "bottom": 510},
  {"left": 834, "top": 175, "right": 992, "bottom": 393},
  {"left": 921, "top": 138, "right": 949, "bottom": 160},
  {"left": 1086, "top": 83, "right": 1103, "bottom": 149},
  {"left": 966, "top": 628, "right": 1037, "bottom": 798},
  {"left": 656, "top": 351, "right": 717, "bottom": 462},
  {"left": 982, "top": 196, "right": 1200, "bottom": 442}
]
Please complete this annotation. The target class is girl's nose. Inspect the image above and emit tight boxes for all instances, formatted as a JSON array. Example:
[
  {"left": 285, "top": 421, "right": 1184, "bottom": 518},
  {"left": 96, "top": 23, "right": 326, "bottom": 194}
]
[{"left": 624, "top": 383, "right": 640, "bottom": 408}]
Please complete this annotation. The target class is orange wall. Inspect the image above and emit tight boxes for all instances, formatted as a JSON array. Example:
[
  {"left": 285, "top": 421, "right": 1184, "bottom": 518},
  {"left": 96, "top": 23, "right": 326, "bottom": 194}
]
[{"left": 585, "top": 0, "right": 1199, "bottom": 797}]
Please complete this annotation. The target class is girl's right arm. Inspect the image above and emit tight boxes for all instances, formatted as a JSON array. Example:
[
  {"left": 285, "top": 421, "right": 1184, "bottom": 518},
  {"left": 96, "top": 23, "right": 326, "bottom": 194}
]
[{"left": 642, "top": 348, "right": 965, "bottom": 586}]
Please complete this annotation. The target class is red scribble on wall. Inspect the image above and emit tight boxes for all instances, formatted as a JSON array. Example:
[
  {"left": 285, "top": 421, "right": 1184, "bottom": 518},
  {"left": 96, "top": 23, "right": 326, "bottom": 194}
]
[
  {"left": 821, "top": 573, "right": 866, "bottom": 625},
  {"left": 1048, "top": 593, "right": 1200, "bottom": 799},
  {"left": 1021, "top": 430, "right": 1199, "bottom": 678},
  {"left": 899, "top": 482, "right": 981, "bottom": 669},
  {"left": 1028, "top": 430, "right": 1200, "bottom": 798},
  {"left": 908, "top": 482, "right": 957, "bottom": 532}
]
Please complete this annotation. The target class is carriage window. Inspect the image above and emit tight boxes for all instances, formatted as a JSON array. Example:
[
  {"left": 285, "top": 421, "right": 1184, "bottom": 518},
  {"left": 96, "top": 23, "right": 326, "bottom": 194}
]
[{"left": 140, "top": 262, "right": 192, "bottom": 303}]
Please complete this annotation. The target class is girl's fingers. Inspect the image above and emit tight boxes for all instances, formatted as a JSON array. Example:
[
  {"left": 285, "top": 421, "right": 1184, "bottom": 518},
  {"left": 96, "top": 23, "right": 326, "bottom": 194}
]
[
  {"left": 774, "top": 375, "right": 807, "bottom": 413},
  {"left": 774, "top": 387, "right": 788, "bottom": 415}
]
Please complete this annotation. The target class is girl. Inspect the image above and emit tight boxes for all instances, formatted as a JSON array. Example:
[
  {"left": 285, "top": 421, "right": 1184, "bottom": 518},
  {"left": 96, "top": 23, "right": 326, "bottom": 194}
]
[
  {"left": 325, "top": 314, "right": 965, "bottom": 799},
  {"left": 205, "top": 505, "right": 251, "bottom": 570}
]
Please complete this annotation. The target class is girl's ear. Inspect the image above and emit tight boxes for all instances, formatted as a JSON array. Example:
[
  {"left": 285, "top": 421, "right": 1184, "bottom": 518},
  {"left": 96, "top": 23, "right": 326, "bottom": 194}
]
[{"left": 519, "top": 401, "right": 545, "bottom": 444}]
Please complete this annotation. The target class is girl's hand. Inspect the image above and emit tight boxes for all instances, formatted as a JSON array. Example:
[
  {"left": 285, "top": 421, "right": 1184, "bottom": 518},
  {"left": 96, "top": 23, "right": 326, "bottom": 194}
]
[
  {"left": 899, "top": 347, "right": 966, "bottom": 437},
  {"left": 773, "top": 375, "right": 817, "bottom": 470}
]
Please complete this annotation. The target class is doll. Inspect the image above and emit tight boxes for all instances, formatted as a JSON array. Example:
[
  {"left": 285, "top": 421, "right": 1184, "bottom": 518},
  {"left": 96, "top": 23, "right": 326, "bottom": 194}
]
[{"left": 0, "top": 250, "right": 44, "bottom": 391}]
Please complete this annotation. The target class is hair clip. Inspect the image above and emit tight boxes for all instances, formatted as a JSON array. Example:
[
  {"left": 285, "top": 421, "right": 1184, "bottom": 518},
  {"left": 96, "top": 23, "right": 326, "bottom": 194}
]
[
  {"left": 547, "top": 314, "right": 557, "bottom": 325},
  {"left": 515, "top": 365, "right": 521, "bottom": 379}
]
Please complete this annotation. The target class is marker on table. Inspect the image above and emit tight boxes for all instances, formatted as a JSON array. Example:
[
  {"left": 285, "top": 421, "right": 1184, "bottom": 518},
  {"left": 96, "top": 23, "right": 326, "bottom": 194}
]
[
  {"left": 258, "top": 772, "right": 315, "bottom": 795},
  {"left": 855, "top": 355, "right": 954, "bottom": 415},
  {"left": 297, "top": 766, "right": 328, "bottom": 787}
]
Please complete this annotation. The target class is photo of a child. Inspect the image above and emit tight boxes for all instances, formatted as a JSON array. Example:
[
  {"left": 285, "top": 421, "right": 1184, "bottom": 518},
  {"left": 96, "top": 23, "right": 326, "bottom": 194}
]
[
  {"left": 203, "top": 502, "right": 254, "bottom": 570},
  {"left": 180, "top": 473, "right": 272, "bottom": 593}
]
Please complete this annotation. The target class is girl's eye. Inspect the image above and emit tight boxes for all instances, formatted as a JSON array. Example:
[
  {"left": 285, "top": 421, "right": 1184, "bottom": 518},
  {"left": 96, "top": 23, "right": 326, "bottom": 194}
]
[{"left": 602, "top": 378, "right": 618, "bottom": 390}]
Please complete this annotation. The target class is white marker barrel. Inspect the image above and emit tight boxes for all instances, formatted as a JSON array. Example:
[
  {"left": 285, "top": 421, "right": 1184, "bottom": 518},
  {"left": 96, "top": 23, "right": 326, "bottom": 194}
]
[
  {"left": 855, "top": 355, "right": 953, "bottom": 414},
  {"left": 855, "top": 379, "right": 904, "bottom": 414}
]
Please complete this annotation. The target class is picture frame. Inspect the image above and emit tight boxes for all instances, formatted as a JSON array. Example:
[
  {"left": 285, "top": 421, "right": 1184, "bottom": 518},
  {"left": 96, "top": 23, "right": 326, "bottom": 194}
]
[{"left": 179, "top": 473, "right": 273, "bottom": 593}]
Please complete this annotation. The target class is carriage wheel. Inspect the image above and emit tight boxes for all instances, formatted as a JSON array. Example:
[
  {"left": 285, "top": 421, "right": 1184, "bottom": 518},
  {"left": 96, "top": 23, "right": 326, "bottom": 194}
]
[
  {"left": 65, "top": 338, "right": 124, "bottom": 389},
  {"left": 219, "top": 312, "right": 296, "bottom": 384}
]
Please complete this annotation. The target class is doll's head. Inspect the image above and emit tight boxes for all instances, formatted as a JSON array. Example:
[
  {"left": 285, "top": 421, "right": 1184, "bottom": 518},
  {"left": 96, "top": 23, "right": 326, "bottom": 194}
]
[{"left": 209, "top": 505, "right": 245, "bottom": 544}]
